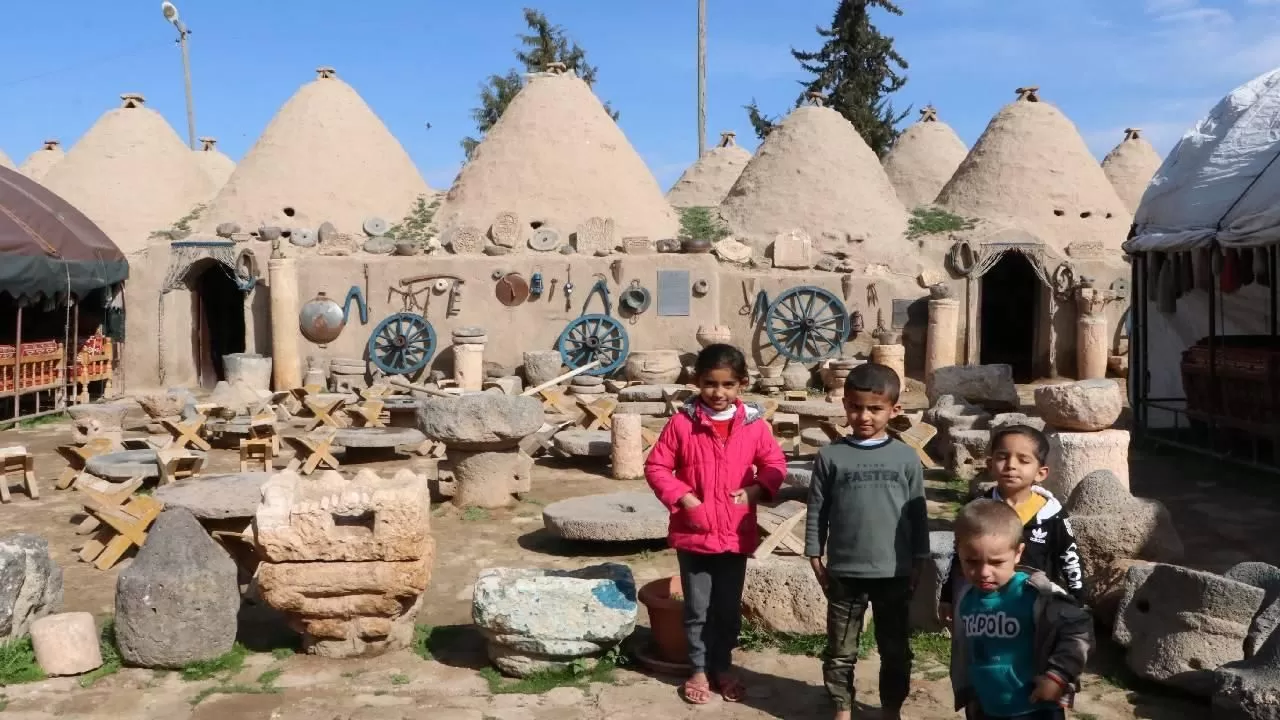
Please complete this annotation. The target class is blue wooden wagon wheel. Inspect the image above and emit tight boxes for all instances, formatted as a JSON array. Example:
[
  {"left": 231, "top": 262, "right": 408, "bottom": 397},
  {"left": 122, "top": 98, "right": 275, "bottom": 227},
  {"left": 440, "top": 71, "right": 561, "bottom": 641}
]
[
  {"left": 764, "top": 286, "right": 850, "bottom": 363},
  {"left": 557, "top": 278, "right": 629, "bottom": 376},
  {"left": 557, "top": 314, "right": 629, "bottom": 376},
  {"left": 367, "top": 312, "right": 436, "bottom": 376}
]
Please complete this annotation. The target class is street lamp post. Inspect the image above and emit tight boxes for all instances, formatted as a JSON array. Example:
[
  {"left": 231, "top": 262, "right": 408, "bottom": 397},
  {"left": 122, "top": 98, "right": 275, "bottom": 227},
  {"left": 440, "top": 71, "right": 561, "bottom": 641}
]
[
  {"left": 697, "top": 0, "right": 707, "bottom": 158},
  {"left": 162, "top": 1, "right": 197, "bottom": 150}
]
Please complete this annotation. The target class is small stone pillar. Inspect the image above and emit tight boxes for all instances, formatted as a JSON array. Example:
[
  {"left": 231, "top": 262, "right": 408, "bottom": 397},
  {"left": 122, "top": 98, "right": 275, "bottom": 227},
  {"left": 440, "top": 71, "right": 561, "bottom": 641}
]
[
  {"left": 611, "top": 414, "right": 644, "bottom": 481},
  {"left": 268, "top": 258, "right": 302, "bottom": 390},
  {"left": 926, "top": 296, "right": 960, "bottom": 381},
  {"left": 871, "top": 344, "right": 907, "bottom": 384},
  {"left": 1076, "top": 287, "right": 1116, "bottom": 380},
  {"left": 30, "top": 612, "right": 103, "bottom": 676},
  {"left": 452, "top": 327, "right": 487, "bottom": 392}
]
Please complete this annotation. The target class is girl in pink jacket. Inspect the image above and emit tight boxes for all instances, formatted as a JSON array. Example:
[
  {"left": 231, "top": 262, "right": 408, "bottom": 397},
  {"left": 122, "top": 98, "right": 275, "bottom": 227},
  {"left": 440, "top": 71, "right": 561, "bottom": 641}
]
[{"left": 645, "top": 343, "right": 786, "bottom": 704}]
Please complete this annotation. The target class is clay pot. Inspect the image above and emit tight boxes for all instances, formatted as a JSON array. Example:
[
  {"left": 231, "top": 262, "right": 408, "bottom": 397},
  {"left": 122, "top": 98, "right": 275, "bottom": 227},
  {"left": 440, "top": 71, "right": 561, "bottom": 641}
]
[
  {"left": 781, "top": 363, "right": 812, "bottom": 391},
  {"left": 626, "top": 350, "right": 682, "bottom": 384},
  {"left": 758, "top": 365, "right": 783, "bottom": 380},
  {"left": 298, "top": 292, "right": 346, "bottom": 344},
  {"left": 681, "top": 237, "right": 713, "bottom": 254},
  {"left": 638, "top": 576, "right": 687, "bottom": 664},
  {"left": 695, "top": 325, "right": 732, "bottom": 348}
]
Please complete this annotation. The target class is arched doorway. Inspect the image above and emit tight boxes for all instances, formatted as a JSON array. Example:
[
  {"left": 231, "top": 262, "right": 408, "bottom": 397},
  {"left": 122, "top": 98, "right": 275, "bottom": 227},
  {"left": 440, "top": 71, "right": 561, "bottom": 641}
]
[
  {"left": 191, "top": 263, "right": 245, "bottom": 387},
  {"left": 980, "top": 252, "right": 1039, "bottom": 382}
]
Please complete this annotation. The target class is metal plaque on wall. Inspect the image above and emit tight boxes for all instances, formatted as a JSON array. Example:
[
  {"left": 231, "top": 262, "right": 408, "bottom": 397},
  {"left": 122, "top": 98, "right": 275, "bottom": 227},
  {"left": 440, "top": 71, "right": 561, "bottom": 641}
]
[{"left": 656, "top": 270, "right": 691, "bottom": 316}]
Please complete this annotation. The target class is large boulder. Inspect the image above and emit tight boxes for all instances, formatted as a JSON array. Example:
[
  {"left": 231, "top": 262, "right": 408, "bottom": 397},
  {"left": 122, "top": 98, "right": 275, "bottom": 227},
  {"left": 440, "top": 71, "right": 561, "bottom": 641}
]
[
  {"left": 949, "top": 429, "right": 992, "bottom": 485},
  {"left": 741, "top": 556, "right": 826, "bottom": 635},
  {"left": 1065, "top": 470, "right": 1183, "bottom": 579},
  {"left": 1033, "top": 380, "right": 1123, "bottom": 431},
  {"left": 417, "top": 393, "right": 543, "bottom": 450},
  {"left": 1087, "top": 559, "right": 1154, "bottom": 627},
  {"left": 1214, "top": 627, "right": 1280, "bottom": 720},
  {"left": 926, "top": 365, "right": 1019, "bottom": 411},
  {"left": 67, "top": 400, "right": 133, "bottom": 444},
  {"left": 1226, "top": 562, "right": 1280, "bottom": 659},
  {"left": 473, "top": 564, "right": 637, "bottom": 677},
  {"left": 924, "top": 394, "right": 991, "bottom": 434},
  {"left": 0, "top": 534, "right": 63, "bottom": 641},
  {"left": 1115, "top": 563, "right": 1265, "bottom": 696},
  {"left": 115, "top": 508, "right": 241, "bottom": 668}
]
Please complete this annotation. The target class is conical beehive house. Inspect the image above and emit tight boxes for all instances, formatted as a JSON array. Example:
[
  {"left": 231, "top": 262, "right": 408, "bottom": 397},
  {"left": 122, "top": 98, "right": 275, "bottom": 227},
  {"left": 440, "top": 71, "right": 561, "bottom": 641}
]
[
  {"left": 882, "top": 106, "right": 968, "bottom": 208},
  {"left": 667, "top": 131, "right": 752, "bottom": 209},
  {"left": 198, "top": 67, "right": 432, "bottom": 235},
  {"left": 436, "top": 68, "right": 678, "bottom": 242},
  {"left": 718, "top": 96, "right": 909, "bottom": 264},
  {"left": 42, "top": 94, "right": 215, "bottom": 255},
  {"left": 935, "top": 87, "right": 1131, "bottom": 253},
  {"left": 1101, "top": 128, "right": 1162, "bottom": 213},
  {"left": 19, "top": 140, "right": 65, "bottom": 182},
  {"left": 193, "top": 137, "right": 236, "bottom": 190}
]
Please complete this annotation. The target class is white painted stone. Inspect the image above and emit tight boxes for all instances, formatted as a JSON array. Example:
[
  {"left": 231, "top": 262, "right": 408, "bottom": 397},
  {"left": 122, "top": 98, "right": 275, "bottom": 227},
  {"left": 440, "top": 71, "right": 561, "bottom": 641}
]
[{"left": 30, "top": 612, "right": 102, "bottom": 676}]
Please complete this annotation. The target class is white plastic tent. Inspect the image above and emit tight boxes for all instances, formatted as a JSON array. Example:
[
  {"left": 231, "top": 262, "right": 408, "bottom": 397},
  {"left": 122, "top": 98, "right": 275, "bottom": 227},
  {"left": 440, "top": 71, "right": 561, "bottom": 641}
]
[
  {"left": 1125, "top": 67, "right": 1280, "bottom": 253},
  {"left": 1125, "top": 67, "right": 1280, "bottom": 429}
]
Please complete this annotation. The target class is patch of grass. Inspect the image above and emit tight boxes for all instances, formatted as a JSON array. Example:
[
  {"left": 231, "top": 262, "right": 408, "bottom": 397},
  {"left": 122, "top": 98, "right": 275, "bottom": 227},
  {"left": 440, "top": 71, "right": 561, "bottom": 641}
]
[
  {"left": 906, "top": 206, "right": 976, "bottom": 239},
  {"left": 462, "top": 507, "right": 490, "bottom": 522},
  {"left": 739, "top": 620, "right": 829, "bottom": 658},
  {"left": 390, "top": 673, "right": 409, "bottom": 686},
  {"left": 523, "top": 498, "right": 545, "bottom": 507},
  {"left": 0, "top": 637, "right": 44, "bottom": 685},
  {"left": 910, "top": 631, "right": 952, "bottom": 667},
  {"left": 270, "top": 647, "right": 294, "bottom": 661},
  {"left": 923, "top": 668, "right": 949, "bottom": 681},
  {"left": 0, "top": 694, "right": 8, "bottom": 711},
  {"left": 257, "top": 668, "right": 283, "bottom": 688},
  {"left": 180, "top": 643, "right": 249, "bottom": 682},
  {"left": 0, "top": 412, "right": 66, "bottom": 432},
  {"left": 412, "top": 625, "right": 436, "bottom": 661},
  {"left": 189, "top": 681, "right": 281, "bottom": 706},
  {"left": 1073, "top": 713, "right": 1099, "bottom": 720},
  {"left": 78, "top": 619, "right": 123, "bottom": 688},
  {"left": 677, "top": 206, "right": 731, "bottom": 244},
  {"left": 479, "top": 652, "right": 619, "bottom": 695},
  {"left": 341, "top": 669, "right": 365, "bottom": 679}
]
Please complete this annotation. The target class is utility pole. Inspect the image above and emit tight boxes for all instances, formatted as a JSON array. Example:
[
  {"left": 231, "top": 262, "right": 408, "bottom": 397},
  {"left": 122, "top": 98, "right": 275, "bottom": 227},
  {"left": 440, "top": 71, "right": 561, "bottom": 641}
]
[
  {"left": 697, "top": 0, "right": 707, "bottom": 158},
  {"left": 162, "top": 2, "right": 197, "bottom": 149}
]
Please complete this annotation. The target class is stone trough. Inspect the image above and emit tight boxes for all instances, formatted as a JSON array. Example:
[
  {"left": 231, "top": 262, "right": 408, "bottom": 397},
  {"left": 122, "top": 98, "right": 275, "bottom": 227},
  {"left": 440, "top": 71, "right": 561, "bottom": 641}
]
[{"left": 153, "top": 472, "right": 271, "bottom": 521}]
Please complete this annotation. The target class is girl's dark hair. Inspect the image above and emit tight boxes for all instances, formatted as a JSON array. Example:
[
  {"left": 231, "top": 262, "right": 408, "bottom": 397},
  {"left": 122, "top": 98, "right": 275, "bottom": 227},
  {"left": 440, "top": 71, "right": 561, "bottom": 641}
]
[
  {"left": 989, "top": 424, "right": 1050, "bottom": 466},
  {"left": 693, "top": 343, "right": 749, "bottom": 380}
]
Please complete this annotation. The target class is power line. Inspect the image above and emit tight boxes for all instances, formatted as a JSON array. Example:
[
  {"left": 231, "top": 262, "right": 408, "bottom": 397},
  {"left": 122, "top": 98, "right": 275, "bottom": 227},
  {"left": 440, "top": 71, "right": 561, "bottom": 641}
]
[{"left": 0, "top": 41, "right": 166, "bottom": 89}]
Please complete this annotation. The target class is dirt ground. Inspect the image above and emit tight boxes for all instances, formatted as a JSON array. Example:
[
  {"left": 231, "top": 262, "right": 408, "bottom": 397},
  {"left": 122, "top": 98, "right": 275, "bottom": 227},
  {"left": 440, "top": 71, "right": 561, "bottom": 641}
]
[{"left": 0, "top": 392, "right": 1271, "bottom": 720}]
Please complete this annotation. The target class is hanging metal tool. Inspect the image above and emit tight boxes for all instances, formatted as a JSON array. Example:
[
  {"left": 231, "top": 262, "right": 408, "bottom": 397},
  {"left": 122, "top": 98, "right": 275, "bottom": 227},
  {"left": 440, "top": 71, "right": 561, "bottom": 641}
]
[{"left": 563, "top": 264, "right": 574, "bottom": 312}]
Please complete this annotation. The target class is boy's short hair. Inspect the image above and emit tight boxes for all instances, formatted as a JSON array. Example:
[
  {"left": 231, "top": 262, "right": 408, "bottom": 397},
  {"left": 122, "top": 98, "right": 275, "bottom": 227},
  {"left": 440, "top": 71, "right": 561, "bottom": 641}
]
[
  {"left": 844, "top": 362, "right": 900, "bottom": 402},
  {"left": 955, "top": 499, "right": 1024, "bottom": 548},
  {"left": 989, "top": 424, "right": 1050, "bottom": 466}
]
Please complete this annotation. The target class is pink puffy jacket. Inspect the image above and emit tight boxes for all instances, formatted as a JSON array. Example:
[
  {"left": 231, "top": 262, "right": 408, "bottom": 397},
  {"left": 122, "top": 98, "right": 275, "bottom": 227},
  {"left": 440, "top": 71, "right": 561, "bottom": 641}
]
[{"left": 645, "top": 400, "right": 787, "bottom": 555}]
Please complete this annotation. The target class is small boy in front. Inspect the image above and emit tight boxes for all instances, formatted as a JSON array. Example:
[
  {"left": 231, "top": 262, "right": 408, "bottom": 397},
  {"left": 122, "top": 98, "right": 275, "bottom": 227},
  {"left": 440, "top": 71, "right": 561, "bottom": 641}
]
[
  {"left": 949, "top": 499, "right": 1093, "bottom": 720},
  {"left": 805, "top": 363, "right": 929, "bottom": 720}
]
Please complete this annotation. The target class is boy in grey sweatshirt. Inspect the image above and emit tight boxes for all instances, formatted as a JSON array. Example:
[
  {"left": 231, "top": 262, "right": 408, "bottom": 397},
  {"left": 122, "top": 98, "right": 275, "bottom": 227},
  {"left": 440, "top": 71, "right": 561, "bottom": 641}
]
[{"left": 805, "top": 363, "right": 931, "bottom": 720}]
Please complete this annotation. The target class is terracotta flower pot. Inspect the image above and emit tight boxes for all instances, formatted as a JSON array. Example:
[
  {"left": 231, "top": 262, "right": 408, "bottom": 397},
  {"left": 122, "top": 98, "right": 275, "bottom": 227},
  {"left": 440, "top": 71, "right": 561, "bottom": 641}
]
[{"left": 639, "top": 576, "right": 687, "bottom": 665}]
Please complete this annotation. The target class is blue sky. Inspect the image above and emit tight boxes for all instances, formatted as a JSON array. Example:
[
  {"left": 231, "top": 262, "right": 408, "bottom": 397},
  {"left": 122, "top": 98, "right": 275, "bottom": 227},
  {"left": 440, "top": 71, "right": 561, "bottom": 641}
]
[{"left": 3, "top": 0, "right": 1278, "bottom": 190}]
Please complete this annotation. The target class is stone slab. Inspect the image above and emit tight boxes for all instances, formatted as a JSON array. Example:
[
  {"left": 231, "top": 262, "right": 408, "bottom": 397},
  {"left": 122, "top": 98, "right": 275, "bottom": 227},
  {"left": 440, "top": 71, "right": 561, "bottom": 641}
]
[
  {"left": 85, "top": 449, "right": 207, "bottom": 482},
  {"left": 776, "top": 400, "right": 846, "bottom": 418},
  {"left": 153, "top": 472, "right": 271, "bottom": 521},
  {"left": 335, "top": 427, "right": 427, "bottom": 448},
  {"left": 554, "top": 430, "right": 611, "bottom": 457}
]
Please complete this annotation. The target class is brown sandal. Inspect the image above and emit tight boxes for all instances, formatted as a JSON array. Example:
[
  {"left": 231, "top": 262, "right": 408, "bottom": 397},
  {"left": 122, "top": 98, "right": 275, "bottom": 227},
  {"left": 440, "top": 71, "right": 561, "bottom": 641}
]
[
  {"left": 681, "top": 677, "right": 713, "bottom": 704},
  {"left": 714, "top": 674, "right": 746, "bottom": 703}
]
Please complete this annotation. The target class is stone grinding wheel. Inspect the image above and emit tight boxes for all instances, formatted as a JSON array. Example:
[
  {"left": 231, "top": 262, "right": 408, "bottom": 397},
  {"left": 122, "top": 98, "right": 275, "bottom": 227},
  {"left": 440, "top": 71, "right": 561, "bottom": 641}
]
[{"left": 495, "top": 273, "right": 531, "bottom": 307}]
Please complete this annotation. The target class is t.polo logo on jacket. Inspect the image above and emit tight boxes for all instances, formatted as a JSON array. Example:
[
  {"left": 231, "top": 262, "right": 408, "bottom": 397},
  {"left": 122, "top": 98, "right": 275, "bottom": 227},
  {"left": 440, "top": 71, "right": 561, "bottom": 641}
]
[{"left": 963, "top": 611, "right": 1023, "bottom": 639}]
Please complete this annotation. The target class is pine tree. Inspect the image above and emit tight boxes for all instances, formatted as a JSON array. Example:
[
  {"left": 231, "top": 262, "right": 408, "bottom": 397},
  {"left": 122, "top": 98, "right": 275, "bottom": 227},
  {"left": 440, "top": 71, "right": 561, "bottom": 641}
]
[
  {"left": 461, "top": 8, "right": 617, "bottom": 156},
  {"left": 745, "top": 0, "right": 909, "bottom": 157}
]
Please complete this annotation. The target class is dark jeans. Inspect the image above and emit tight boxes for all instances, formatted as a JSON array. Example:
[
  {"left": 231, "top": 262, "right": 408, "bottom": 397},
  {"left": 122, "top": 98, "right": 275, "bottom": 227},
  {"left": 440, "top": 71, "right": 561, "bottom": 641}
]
[
  {"left": 677, "top": 550, "right": 748, "bottom": 674},
  {"left": 965, "top": 706, "right": 1066, "bottom": 720},
  {"left": 823, "top": 575, "right": 912, "bottom": 711}
]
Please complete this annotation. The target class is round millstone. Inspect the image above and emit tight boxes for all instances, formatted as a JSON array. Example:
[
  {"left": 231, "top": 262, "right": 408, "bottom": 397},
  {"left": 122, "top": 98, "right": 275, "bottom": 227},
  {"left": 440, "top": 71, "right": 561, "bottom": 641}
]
[
  {"left": 801, "top": 427, "right": 831, "bottom": 447},
  {"left": 85, "top": 449, "right": 207, "bottom": 482},
  {"left": 783, "top": 459, "right": 814, "bottom": 488},
  {"left": 554, "top": 430, "right": 611, "bottom": 457},
  {"left": 568, "top": 385, "right": 606, "bottom": 396},
  {"left": 153, "top": 472, "right": 271, "bottom": 520},
  {"left": 542, "top": 492, "right": 669, "bottom": 542},
  {"left": 334, "top": 427, "right": 426, "bottom": 448},
  {"left": 614, "top": 402, "right": 669, "bottom": 416},
  {"left": 571, "top": 375, "right": 604, "bottom": 387}
]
